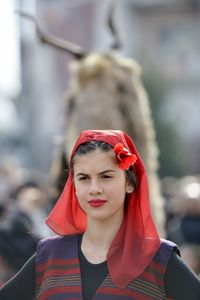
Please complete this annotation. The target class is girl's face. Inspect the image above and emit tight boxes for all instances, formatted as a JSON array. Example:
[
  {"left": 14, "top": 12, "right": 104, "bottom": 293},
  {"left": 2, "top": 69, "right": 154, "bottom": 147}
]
[{"left": 73, "top": 149, "right": 134, "bottom": 223}]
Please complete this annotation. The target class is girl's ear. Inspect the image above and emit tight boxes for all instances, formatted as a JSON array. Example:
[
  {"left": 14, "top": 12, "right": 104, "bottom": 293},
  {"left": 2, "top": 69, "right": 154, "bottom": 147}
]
[{"left": 126, "top": 182, "right": 134, "bottom": 194}]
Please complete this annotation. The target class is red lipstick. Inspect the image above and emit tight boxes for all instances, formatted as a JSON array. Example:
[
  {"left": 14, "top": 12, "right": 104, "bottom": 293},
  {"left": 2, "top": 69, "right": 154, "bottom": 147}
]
[{"left": 88, "top": 199, "right": 107, "bottom": 208}]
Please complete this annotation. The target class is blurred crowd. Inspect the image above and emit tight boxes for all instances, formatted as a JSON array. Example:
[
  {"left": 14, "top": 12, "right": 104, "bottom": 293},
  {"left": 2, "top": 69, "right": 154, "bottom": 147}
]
[
  {"left": 0, "top": 159, "right": 55, "bottom": 287},
  {"left": 163, "top": 175, "right": 200, "bottom": 276},
  {"left": 0, "top": 158, "right": 200, "bottom": 287}
]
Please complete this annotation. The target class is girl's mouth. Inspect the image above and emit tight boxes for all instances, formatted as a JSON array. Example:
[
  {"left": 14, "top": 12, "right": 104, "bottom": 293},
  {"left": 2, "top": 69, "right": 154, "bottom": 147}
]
[{"left": 88, "top": 199, "right": 107, "bottom": 208}]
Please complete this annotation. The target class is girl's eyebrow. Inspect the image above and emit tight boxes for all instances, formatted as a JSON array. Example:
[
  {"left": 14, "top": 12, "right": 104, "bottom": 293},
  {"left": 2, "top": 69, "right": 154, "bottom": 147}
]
[
  {"left": 100, "top": 170, "right": 116, "bottom": 175},
  {"left": 76, "top": 170, "right": 116, "bottom": 177},
  {"left": 76, "top": 172, "right": 88, "bottom": 177}
]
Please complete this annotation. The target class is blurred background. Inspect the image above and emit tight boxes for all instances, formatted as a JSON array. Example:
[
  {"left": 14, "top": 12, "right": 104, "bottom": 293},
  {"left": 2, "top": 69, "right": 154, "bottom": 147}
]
[{"left": 0, "top": 0, "right": 200, "bottom": 284}]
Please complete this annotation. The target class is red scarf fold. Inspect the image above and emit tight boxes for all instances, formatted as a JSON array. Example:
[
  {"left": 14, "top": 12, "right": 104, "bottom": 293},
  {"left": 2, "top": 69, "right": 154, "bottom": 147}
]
[{"left": 46, "top": 130, "right": 160, "bottom": 288}]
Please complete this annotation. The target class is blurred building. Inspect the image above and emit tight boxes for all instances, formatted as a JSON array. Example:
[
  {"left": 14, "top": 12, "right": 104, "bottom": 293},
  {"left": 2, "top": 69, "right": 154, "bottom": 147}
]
[
  {"left": 15, "top": 0, "right": 96, "bottom": 173},
  {"left": 116, "top": 0, "right": 200, "bottom": 173}
]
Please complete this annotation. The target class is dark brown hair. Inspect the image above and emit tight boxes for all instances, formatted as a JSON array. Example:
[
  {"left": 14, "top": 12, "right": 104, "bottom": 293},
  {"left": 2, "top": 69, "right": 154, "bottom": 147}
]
[{"left": 72, "top": 140, "right": 137, "bottom": 189}]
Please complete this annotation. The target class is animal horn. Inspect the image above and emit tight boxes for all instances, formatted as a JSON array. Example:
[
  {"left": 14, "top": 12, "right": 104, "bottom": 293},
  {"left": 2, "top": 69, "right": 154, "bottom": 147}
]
[
  {"left": 107, "top": 1, "right": 121, "bottom": 50},
  {"left": 16, "top": 10, "right": 87, "bottom": 59}
]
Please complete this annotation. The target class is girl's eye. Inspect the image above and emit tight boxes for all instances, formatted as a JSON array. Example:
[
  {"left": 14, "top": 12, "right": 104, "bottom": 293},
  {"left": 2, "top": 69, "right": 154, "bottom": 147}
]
[
  {"left": 102, "top": 175, "right": 112, "bottom": 179},
  {"left": 79, "top": 176, "right": 89, "bottom": 181}
]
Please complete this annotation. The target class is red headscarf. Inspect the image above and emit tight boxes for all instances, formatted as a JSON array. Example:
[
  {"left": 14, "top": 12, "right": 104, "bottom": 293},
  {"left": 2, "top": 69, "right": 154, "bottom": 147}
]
[{"left": 46, "top": 130, "right": 161, "bottom": 288}]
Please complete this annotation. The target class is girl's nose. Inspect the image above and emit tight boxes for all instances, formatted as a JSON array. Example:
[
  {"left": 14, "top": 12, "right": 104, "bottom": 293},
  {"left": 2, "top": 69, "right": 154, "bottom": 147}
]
[{"left": 88, "top": 180, "right": 103, "bottom": 195}]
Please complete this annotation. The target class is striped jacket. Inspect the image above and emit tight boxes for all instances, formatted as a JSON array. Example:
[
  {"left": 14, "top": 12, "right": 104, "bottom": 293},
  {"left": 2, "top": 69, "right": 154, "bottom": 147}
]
[{"left": 36, "top": 235, "right": 176, "bottom": 299}]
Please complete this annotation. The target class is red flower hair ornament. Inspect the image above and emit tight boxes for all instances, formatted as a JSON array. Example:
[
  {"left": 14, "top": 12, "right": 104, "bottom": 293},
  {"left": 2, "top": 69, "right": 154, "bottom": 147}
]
[{"left": 113, "top": 143, "right": 137, "bottom": 170}]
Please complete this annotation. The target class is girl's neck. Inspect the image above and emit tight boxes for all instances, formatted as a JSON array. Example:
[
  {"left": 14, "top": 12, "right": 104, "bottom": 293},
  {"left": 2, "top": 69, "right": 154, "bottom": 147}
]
[{"left": 81, "top": 214, "right": 124, "bottom": 263}]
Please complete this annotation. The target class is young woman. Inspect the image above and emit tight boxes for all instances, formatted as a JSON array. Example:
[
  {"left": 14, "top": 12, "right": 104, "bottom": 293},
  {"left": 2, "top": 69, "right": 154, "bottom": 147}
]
[{"left": 0, "top": 129, "right": 200, "bottom": 299}]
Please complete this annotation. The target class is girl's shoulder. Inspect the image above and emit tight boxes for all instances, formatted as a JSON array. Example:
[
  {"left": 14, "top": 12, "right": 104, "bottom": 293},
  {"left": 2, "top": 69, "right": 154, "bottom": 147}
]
[
  {"left": 159, "top": 238, "right": 180, "bottom": 255},
  {"left": 152, "top": 239, "right": 180, "bottom": 268},
  {"left": 38, "top": 234, "right": 79, "bottom": 246},
  {"left": 36, "top": 234, "right": 80, "bottom": 262}
]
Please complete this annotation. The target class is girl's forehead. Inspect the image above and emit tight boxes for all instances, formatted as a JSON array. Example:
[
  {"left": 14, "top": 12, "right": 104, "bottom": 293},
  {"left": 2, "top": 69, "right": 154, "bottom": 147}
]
[{"left": 73, "top": 149, "right": 117, "bottom": 169}]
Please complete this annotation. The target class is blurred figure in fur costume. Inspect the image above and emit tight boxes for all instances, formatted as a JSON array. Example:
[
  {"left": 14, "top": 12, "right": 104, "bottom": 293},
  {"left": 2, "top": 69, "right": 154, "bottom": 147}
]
[{"left": 53, "top": 52, "right": 166, "bottom": 237}]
